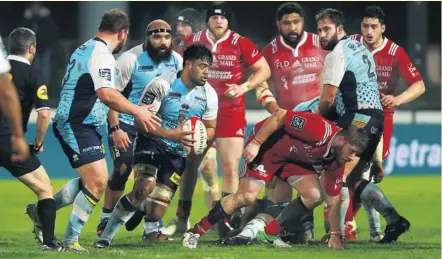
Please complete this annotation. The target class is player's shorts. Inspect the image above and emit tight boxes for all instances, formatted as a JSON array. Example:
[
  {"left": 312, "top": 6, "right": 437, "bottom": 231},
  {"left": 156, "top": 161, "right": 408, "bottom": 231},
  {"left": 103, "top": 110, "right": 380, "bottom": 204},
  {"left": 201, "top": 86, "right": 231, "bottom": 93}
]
[
  {"left": 239, "top": 134, "right": 316, "bottom": 185},
  {"left": 107, "top": 121, "right": 137, "bottom": 163},
  {"left": 0, "top": 135, "right": 41, "bottom": 178},
  {"left": 53, "top": 122, "right": 106, "bottom": 169},
  {"left": 334, "top": 109, "right": 384, "bottom": 162},
  {"left": 133, "top": 136, "right": 186, "bottom": 192},
  {"left": 215, "top": 108, "right": 246, "bottom": 138},
  {"left": 382, "top": 111, "right": 394, "bottom": 160}
]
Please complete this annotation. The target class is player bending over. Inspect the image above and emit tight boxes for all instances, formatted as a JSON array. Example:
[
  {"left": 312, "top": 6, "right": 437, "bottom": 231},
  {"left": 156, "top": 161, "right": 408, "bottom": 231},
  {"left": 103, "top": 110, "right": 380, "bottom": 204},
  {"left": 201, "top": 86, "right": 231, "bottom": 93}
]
[
  {"left": 181, "top": 109, "right": 368, "bottom": 250},
  {"left": 94, "top": 44, "right": 218, "bottom": 248}
]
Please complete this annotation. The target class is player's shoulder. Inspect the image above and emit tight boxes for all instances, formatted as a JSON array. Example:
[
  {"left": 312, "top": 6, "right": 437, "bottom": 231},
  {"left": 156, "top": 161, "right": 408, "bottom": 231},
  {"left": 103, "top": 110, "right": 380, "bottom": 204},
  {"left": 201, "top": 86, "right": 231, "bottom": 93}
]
[
  {"left": 117, "top": 44, "right": 143, "bottom": 63},
  {"left": 171, "top": 50, "right": 183, "bottom": 63},
  {"left": 232, "top": 30, "right": 255, "bottom": 46},
  {"left": 156, "top": 70, "right": 178, "bottom": 85},
  {"left": 384, "top": 38, "right": 403, "bottom": 57},
  {"left": 349, "top": 34, "right": 363, "bottom": 42},
  {"left": 305, "top": 32, "right": 321, "bottom": 48},
  {"left": 188, "top": 30, "right": 205, "bottom": 43},
  {"left": 89, "top": 39, "right": 115, "bottom": 62}
]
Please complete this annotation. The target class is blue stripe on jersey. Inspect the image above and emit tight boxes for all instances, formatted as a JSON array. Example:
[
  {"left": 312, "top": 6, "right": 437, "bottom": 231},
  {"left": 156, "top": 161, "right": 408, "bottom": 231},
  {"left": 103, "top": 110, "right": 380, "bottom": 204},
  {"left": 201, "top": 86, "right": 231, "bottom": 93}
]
[
  {"left": 155, "top": 77, "right": 208, "bottom": 157},
  {"left": 54, "top": 39, "right": 111, "bottom": 128},
  {"left": 335, "top": 38, "right": 383, "bottom": 115},
  {"left": 119, "top": 52, "right": 181, "bottom": 126}
]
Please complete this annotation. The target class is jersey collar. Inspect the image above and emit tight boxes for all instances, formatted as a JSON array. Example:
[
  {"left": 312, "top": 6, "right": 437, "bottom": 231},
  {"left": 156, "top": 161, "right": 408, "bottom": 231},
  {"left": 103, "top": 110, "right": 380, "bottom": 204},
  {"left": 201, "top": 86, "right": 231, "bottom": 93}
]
[
  {"left": 7, "top": 55, "right": 30, "bottom": 65},
  {"left": 368, "top": 37, "right": 389, "bottom": 55},
  {"left": 278, "top": 31, "right": 308, "bottom": 57}
]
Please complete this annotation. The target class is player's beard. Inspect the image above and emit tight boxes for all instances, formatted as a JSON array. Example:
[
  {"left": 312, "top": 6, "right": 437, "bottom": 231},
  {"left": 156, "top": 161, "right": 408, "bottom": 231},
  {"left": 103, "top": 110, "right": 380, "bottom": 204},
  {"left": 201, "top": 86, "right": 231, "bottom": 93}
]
[
  {"left": 321, "top": 32, "right": 339, "bottom": 51},
  {"left": 281, "top": 29, "right": 303, "bottom": 48},
  {"left": 145, "top": 40, "right": 172, "bottom": 64},
  {"left": 113, "top": 39, "right": 125, "bottom": 54}
]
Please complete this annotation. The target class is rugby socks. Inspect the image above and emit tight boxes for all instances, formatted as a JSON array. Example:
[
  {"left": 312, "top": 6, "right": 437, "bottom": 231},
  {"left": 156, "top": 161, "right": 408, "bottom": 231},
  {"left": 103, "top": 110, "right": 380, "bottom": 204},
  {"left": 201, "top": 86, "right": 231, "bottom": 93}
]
[
  {"left": 144, "top": 219, "right": 161, "bottom": 233},
  {"left": 323, "top": 203, "right": 330, "bottom": 233},
  {"left": 275, "top": 197, "right": 311, "bottom": 226},
  {"left": 345, "top": 189, "right": 354, "bottom": 222},
  {"left": 54, "top": 177, "right": 82, "bottom": 210},
  {"left": 358, "top": 180, "right": 400, "bottom": 225},
  {"left": 238, "top": 218, "right": 266, "bottom": 239},
  {"left": 63, "top": 188, "right": 99, "bottom": 244},
  {"left": 99, "top": 195, "right": 137, "bottom": 242},
  {"left": 340, "top": 186, "right": 350, "bottom": 235},
  {"left": 100, "top": 207, "right": 113, "bottom": 220},
  {"left": 190, "top": 200, "right": 229, "bottom": 236},
  {"left": 176, "top": 200, "right": 192, "bottom": 219},
  {"left": 362, "top": 199, "right": 382, "bottom": 234},
  {"left": 37, "top": 198, "right": 56, "bottom": 245}
]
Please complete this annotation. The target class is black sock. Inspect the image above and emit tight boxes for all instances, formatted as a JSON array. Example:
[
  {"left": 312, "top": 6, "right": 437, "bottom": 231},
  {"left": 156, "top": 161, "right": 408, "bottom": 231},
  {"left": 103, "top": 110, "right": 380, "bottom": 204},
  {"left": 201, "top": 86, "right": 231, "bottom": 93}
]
[
  {"left": 102, "top": 207, "right": 113, "bottom": 214},
  {"left": 276, "top": 197, "right": 311, "bottom": 225},
  {"left": 177, "top": 200, "right": 192, "bottom": 219},
  {"left": 37, "top": 198, "right": 56, "bottom": 245}
]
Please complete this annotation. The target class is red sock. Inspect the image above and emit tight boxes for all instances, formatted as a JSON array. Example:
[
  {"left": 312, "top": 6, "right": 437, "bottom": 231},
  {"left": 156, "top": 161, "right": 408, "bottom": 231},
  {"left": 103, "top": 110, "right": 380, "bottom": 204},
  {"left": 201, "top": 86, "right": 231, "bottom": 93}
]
[
  {"left": 191, "top": 217, "right": 213, "bottom": 236},
  {"left": 345, "top": 190, "right": 354, "bottom": 222},
  {"left": 264, "top": 219, "right": 281, "bottom": 235}
]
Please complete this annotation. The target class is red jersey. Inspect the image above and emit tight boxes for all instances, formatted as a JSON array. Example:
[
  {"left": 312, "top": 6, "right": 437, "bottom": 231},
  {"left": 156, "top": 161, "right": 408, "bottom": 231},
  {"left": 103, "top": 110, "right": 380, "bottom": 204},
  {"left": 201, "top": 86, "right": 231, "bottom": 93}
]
[
  {"left": 184, "top": 29, "right": 263, "bottom": 110},
  {"left": 172, "top": 37, "right": 185, "bottom": 56},
  {"left": 263, "top": 32, "right": 326, "bottom": 110},
  {"left": 253, "top": 111, "right": 341, "bottom": 166},
  {"left": 350, "top": 34, "right": 422, "bottom": 113}
]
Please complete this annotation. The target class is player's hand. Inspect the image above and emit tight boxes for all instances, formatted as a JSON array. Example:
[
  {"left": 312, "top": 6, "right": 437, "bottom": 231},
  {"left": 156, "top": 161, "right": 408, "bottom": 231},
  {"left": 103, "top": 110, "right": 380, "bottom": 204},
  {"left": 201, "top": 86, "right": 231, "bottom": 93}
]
[
  {"left": 243, "top": 140, "right": 260, "bottom": 163},
  {"left": 381, "top": 93, "right": 400, "bottom": 108},
  {"left": 112, "top": 129, "right": 131, "bottom": 152},
  {"left": 11, "top": 135, "right": 30, "bottom": 162},
  {"left": 135, "top": 104, "right": 162, "bottom": 132},
  {"left": 328, "top": 235, "right": 344, "bottom": 249},
  {"left": 30, "top": 140, "right": 44, "bottom": 154},
  {"left": 371, "top": 160, "right": 385, "bottom": 183},
  {"left": 224, "top": 83, "right": 248, "bottom": 99},
  {"left": 180, "top": 129, "right": 195, "bottom": 149}
]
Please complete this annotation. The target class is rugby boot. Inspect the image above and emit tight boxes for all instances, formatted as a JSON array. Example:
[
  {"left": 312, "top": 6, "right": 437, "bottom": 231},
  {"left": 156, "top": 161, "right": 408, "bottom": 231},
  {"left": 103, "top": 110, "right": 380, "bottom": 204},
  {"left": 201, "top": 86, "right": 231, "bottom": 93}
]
[
  {"left": 160, "top": 217, "right": 190, "bottom": 236},
  {"left": 379, "top": 216, "right": 410, "bottom": 244},
  {"left": 25, "top": 203, "right": 43, "bottom": 244},
  {"left": 96, "top": 217, "right": 109, "bottom": 237}
]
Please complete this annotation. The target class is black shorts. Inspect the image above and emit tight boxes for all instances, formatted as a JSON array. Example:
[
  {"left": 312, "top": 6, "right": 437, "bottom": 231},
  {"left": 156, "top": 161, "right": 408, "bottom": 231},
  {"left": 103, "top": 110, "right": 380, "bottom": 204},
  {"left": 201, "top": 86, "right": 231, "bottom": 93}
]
[
  {"left": 107, "top": 121, "right": 137, "bottom": 164},
  {"left": 133, "top": 135, "right": 186, "bottom": 192},
  {"left": 0, "top": 135, "right": 41, "bottom": 178},
  {"left": 334, "top": 109, "right": 384, "bottom": 162},
  {"left": 53, "top": 122, "right": 106, "bottom": 169}
]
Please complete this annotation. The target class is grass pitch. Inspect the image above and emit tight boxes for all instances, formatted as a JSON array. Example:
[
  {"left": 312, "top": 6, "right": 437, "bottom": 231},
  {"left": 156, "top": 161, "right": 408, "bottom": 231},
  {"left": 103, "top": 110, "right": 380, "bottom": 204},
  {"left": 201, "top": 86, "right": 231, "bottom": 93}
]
[{"left": 0, "top": 175, "right": 440, "bottom": 259}]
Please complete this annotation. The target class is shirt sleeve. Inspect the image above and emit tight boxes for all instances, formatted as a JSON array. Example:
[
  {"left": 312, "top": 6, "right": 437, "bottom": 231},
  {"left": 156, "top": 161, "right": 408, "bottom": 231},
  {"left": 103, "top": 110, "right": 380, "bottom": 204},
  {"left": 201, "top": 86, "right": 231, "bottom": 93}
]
[
  {"left": 0, "top": 37, "right": 11, "bottom": 74},
  {"left": 33, "top": 71, "right": 50, "bottom": 111},
  {"left": 283, "top": 110, "right": 336, "bottom": 146},
  {"left": 115, "top": 52, "right": 136, "bottom": 92},
  {"left": 396, "top": 46, "right": 423, "bottom": 85},
  {"left": 88, "top": 52, "right": 117, "bottom": 91},
  {"left": 138, "top": 77, "right": 170, "bottom": 114},
  {"left": 322, "top": 47, "right": 346, "bottom": 87},
  {"left": 238, "top": 36, "right": 263, "bottom": 66},
  {"left": 172, "top": 51, "right": 184, "bottom": 70},
  {"left": 202, "top": 84, "right": 218, "bottom": 121}
]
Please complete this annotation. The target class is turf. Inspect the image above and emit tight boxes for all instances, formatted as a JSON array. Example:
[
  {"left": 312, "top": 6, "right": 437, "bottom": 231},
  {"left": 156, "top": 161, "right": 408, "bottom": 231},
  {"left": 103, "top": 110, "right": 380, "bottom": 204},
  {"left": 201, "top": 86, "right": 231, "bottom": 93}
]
[{"left": 0, "top": 175, "right": 440, "bottom": 259}]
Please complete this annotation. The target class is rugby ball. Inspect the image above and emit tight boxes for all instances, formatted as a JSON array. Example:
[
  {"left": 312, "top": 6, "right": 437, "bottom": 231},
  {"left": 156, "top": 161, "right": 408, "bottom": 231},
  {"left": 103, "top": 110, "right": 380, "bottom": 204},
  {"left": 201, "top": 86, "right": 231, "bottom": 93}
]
[{"left": 181, "top": 117, "right": 207, "bottom": 155}]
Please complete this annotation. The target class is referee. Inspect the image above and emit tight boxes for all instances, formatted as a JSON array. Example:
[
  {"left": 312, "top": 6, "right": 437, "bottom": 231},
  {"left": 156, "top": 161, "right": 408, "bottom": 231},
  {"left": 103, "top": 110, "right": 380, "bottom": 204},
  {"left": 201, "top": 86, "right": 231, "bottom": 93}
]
[{"left": 3, "top": 27, "right": 61, "bottom": 251}]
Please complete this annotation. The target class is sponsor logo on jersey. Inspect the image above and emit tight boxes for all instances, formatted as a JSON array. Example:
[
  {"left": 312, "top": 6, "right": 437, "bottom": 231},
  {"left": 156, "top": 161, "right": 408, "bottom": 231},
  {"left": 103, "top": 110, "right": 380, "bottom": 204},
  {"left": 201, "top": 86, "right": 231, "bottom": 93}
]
[
  {"left": 167, "top": 92, "right": 181, "bottom": 99},
  {"left": 194, "top": 96, "right": 207, "bottom": 105},
  {"left": 216, "top": 54, "right": 237, "bottom": 66},
  {"left": 301, "top": 56, "right": 321, "bottom": 68},
  {"left": 98, "top": 68, "right": 112, "bottom": 81},
  {"left": 37, "top": 85, "right": 48, "bottom": 100},
  {"left": 290, "top": 115, "right": 306, "bottom": 130},
  {"left": 141, "top": 92, "right": 156, "bottom": 105},
  {"left": 292, "top": 73, "right": 316, "bottom": 84},
  {"left": 251, "top": 49, "right": 259, "bottom": 58},
  {"left": 138, "top": 65, "right": 154, "bottom": 72},
  {"left": 208, "top": 70, "right": 233, "bottom": 80},
  {"left": 170, "top": 172, "right": 182, "bottom": 185},
  {"left": 275, "top": 59, "right": 290, "bottom": 69}
]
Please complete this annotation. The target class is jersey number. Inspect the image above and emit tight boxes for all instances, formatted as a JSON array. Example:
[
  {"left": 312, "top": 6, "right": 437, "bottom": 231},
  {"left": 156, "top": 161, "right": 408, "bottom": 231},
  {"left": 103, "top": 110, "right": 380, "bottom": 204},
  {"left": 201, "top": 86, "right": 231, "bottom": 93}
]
[
  {"left": 61, "top": 59, "right": 76, "bottom": 88},
  {"left": 362, "top": 55, "right": 375, "bottom": 78}
]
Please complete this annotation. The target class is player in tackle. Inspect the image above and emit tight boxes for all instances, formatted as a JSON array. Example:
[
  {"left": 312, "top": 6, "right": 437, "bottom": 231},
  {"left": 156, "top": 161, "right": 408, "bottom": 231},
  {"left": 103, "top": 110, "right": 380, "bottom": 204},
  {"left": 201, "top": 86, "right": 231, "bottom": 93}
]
[
  {"left": 181, "top": 109, "right": 369, "bottom": 249},
  {"left": 94, "top": 44, "right": 218, "bottom": 248}
]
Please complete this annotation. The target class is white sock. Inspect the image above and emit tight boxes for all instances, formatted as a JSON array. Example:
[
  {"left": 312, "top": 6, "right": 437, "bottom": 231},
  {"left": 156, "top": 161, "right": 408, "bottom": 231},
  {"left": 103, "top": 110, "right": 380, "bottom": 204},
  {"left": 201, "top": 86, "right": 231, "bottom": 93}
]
[
  {"left": 238, "top": 218, "right": 266, "bottom": 239},
  {"left": 144, "top": 220, "right": 160, "bottom": 233}
]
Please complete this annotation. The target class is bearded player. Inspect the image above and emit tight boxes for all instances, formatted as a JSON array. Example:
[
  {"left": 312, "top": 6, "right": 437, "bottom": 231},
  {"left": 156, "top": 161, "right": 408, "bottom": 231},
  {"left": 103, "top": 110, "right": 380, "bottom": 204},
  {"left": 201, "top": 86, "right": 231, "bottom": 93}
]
[
  {"left": 181, "top": 109, "right": 369, "bottom": 250},
  {"left": 341, "top": 5, "right": 425, "bottom": 241},
  {"left": 183, "top": 2, "right": 271, "bottom": 237}
]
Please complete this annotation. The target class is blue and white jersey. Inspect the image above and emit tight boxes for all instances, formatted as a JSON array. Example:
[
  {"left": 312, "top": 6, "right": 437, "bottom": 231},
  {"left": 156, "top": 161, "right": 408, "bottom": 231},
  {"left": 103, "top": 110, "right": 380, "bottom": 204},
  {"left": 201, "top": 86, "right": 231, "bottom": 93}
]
[
  {"left": 54, "top": 38, "right": 119, "bottom": 128},
  {"left": 322, "top": 36, "right": 382, "bottom": 115},
  {"left": 117, "top": 44, "right": 182, "bottom": 126},
  {"left": 293, "top": 96, "right": 320, "bottom": 112},
  {"left": 138, "top": 71, "right": 218, "bottom": 157}
]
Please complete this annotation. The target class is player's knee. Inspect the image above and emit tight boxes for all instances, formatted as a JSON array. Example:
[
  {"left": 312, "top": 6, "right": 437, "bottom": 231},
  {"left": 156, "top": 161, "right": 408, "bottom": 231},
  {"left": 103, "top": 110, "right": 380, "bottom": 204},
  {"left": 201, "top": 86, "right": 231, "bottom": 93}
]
[
  {"left": 147, "top": 185, "right": 175, "bottom": 212},
  {"left": 201, "top": 169, "right": 219, "bottom": 193},
  {"left": 241, "top": 191, "right": 259, "bottom": 206},
  {"left": 108, "top": 157, "right": 133, "bottom": 191},
  {"left": 302, "top": 188, "right": 323, "bottom": 208}
]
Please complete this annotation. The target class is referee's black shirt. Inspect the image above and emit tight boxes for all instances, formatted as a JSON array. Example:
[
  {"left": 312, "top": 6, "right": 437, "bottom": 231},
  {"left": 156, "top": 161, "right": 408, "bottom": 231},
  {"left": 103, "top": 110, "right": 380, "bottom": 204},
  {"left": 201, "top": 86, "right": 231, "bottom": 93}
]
[{"left": 0, "top": 55, "right": 50, "bottom": 135}]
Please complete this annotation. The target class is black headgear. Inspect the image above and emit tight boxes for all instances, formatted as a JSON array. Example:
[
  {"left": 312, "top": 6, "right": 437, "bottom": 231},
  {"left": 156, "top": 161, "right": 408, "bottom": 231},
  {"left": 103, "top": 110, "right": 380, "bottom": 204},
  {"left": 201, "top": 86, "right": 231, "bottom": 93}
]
[
  {"left": 176, "top": 8, "right": 204, "bottom": 32},
  {"left": 206, "top": 2, "right": 231, "bottom": 23}
]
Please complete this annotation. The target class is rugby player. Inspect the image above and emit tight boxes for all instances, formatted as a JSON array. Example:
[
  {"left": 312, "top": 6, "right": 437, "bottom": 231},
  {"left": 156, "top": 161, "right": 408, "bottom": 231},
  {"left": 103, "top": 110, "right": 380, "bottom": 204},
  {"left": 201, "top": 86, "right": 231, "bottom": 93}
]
[
  {"left": 94, "top": 44, "right": 218, "bottom": 248},
  {"left": 50, "top": 9, "right": 161, "bottom": 252},
  {"left": 343, "top": 5, "right": 425, "bottom": 240},
  {"left": 181, "top": 110, "right": 369, "bottom": 250},
  {"left": 183, "top": 2, "right": 271, "bottom": 237},
  {"left": 162, "top": 7, "right": 221, "bottom": 237},
  {"left": 315, "top": 8, "right": 411, "bottom": 244},
  {"left": 96, "top": 20, "right": 182, "bottom": 238},
  {"left": 2, "top": 28, "right": 60, "bottom": 251}
]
